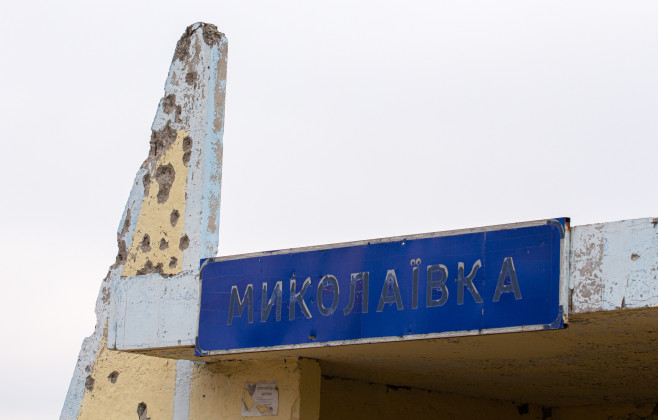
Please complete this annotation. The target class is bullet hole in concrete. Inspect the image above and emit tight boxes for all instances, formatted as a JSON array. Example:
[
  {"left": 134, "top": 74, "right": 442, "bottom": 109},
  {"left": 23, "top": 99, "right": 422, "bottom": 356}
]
[
  {"left": 140, "top": 234, "right": 151, "bottom": 253},
  {"left": 631, "top": 253, "right": 640, "bottom": 261},
  {"left": 142, "top": 173, "right": 151, "bottom": 196},
  {"left": 107, "top": 371, "right": 119, "bottom": 384},
  {"left": 208, "top": 212, "right": 218, "bottom": 234},
  {"left": 85, "top": 375, "right": 95, "bottom": 391},
  {"left": 175, "top": 104, "right": 182, "bottom": 123},
  {"left": 542, "top": 407, "right": 552, "bottom": 419},
  {"left": 159, "top": 238, "right": 169, "bottom": 250},
  {"left": 162, "top": 94, "right": 177, "bottom": 114},
  {"left": 150, "top": 121, "right": 177, "bottom": 159},
  {"left": 185, "top": 71, "right": 198, "bottom": 85},
  {"left": 516, "top": 403, "right": 529, "bottom": 415},
  {"left": 155, "top": 163, "right": 175, "bottom": 204},
  {"left": 169, "top": 257, "right": 178, "bottom": 269},
  {"left": 179, "top": 234, "right": 190, "bottom": 251},
  {"left": 170, "top": 209, "right": 180, "bottom": 227},
  {"left": 136, "top": 260, "right": 152, "bottom": 275},
  {"left": 85, "top": 364, "right": 91, "bottom": 373},
  {"left": 136, "top": 260, "right": 165, "bottom": 276},
  {"left": 102, "top": 286, "right": 110, "bottom": 304},
  {"left": 153, "top": 262, "right": 164, "bottom": 274},
  {"left": 137, "top": 402, "right": 151, "bottom": 420},
  {"left": 183, "top": 135, "right": 192, "bottom": 166}
]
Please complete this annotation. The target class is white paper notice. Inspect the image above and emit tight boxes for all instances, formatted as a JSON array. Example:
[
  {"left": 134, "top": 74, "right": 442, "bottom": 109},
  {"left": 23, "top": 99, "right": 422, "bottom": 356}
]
[{"left": 242, "top": 381, "right": 278, "bottom": 416}]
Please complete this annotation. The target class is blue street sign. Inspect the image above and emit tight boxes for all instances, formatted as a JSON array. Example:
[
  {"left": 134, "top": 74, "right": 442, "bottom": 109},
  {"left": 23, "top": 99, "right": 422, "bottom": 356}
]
[{"left": 196, "top": 219, "right": 568, "bottom": 356}]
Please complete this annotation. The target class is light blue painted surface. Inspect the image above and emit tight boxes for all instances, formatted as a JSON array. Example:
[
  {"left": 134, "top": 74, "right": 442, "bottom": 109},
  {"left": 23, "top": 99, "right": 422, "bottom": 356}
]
[
  {"left": 112, "top": 271, "right": 199, "bottom": 349},
  {"left": 570, "top": 218, "right": 658, "bottom": 313},
  {"left": 200, "top": 41, "right": 225, "bottom": 259}
]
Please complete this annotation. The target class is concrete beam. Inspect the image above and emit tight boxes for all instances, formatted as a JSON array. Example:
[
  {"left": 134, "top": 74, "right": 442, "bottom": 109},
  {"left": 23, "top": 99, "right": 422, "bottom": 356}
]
[
  {"left": 570, "top": 217, "right": 658, "bottom": 313},
  {"left": 116, "top": 217, "right": 658, "bottom": 356}
]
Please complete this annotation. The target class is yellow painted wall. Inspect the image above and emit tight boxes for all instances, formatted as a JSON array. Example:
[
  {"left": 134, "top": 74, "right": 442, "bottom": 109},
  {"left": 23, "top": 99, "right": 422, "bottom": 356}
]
[
  {"left": 299, "top": 359, "right": 321, "bottom": 420},
  {"left": 319, "top": 376, "right": 544, "bottom": 420},
  {"left": 77, "top": 333, "right": 177, "bottom": 420},
  {"left": 122, "top": 129, "right": 190, "bottom": 277},
  {"left": 189, "top": 358, "right": 320, "bottom": 420}
]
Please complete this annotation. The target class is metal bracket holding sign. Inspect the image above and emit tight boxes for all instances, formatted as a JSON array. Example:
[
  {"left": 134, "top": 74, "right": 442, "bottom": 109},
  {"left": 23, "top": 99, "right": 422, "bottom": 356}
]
[{"left": 196, "top": 218, "right": 569, "bottom": 356}]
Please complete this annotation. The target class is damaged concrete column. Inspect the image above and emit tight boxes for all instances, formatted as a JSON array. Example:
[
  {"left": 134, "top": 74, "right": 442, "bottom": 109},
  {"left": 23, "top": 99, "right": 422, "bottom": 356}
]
[
  {"left": 109, "top": 21, "right": 228, "bottom": 351},
  {"left": 61, "top": 22, "right": 227, "bottom": 420}
]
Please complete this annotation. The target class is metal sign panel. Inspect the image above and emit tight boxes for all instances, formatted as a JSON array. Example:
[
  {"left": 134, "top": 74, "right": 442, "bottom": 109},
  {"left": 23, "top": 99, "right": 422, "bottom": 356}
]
[{"left": 196, "top": 218, "right": 568, "bottom": 356}]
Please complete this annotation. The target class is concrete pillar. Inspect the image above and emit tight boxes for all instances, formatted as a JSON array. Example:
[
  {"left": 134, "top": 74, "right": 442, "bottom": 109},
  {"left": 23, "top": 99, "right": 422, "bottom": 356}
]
[{"left": 61, "top": 22, "right": 227, "bottom": 420}]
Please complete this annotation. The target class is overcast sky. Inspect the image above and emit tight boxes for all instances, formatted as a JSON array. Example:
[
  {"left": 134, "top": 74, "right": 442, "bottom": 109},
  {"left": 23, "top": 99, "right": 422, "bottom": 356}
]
[{"left": 1, "top": 1, "right": 657, "bottom": 418}]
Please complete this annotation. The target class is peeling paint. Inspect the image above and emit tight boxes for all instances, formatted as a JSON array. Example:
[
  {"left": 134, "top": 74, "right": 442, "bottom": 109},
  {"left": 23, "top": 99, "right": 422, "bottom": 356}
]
[{"left": 570, "top": 218, "right": 658, "bottom": 313}]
